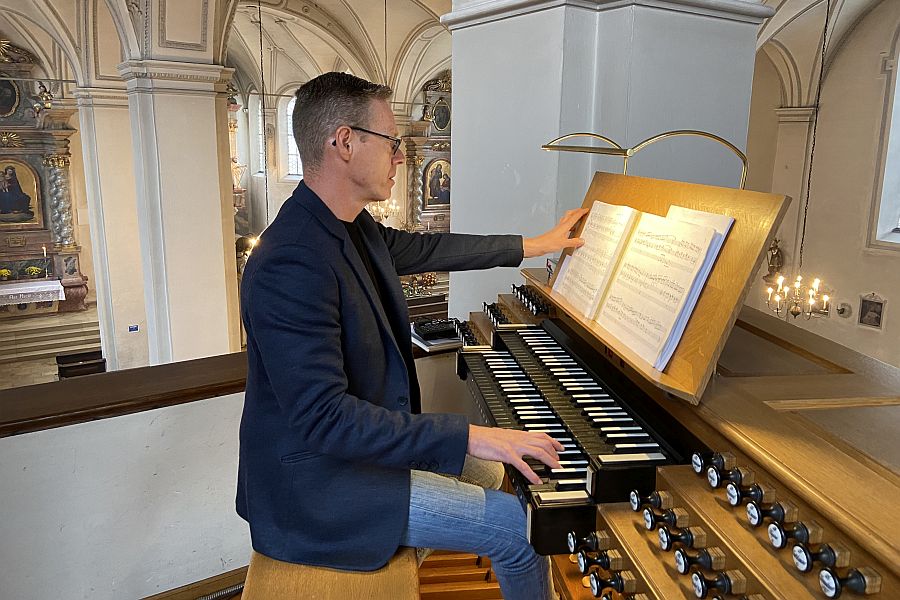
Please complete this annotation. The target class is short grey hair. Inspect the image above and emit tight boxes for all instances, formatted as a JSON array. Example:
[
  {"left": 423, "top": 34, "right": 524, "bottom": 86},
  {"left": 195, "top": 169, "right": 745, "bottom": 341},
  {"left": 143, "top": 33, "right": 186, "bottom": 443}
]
[{"left": 292, "top": 72, "right": 393, "bottom": 174}]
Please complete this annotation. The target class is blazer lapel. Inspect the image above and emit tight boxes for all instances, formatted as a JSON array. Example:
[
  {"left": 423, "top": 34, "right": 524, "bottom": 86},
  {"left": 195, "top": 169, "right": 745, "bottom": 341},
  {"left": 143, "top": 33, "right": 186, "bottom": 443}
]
[{"left": 292, "top": 183, "right": 404, "bottom": 360}]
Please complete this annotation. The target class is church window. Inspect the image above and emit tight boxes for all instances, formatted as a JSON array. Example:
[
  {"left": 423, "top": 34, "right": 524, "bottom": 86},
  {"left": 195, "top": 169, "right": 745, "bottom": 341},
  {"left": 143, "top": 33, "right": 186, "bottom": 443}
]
[
  {"left": 873, "top": 52, "right": 900, "bottom": 248},
  {"left": 285, "top": 97, "right": 302, "bottom": 176}
]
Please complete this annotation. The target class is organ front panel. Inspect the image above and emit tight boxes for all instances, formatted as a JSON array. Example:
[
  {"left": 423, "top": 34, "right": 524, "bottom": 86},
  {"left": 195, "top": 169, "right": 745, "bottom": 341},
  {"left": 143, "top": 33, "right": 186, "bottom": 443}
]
[{"left": 458, "top": 279, "right": 899, "bottom": 600}]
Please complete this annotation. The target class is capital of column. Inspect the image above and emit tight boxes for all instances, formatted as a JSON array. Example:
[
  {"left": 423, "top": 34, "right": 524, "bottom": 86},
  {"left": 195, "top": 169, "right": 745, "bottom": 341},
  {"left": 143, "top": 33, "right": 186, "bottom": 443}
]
[
  {"left": 443, "top": 0, "right": 773, "bottom": 30},
  {"left": 43, "top": 154, "right": 71, "bottom": 168},
  {"left": 117, "top": 60, "right": 235, "bottom": 95},
  {"left": 775, "top": 107, "right": 817, "bottom": 123}
]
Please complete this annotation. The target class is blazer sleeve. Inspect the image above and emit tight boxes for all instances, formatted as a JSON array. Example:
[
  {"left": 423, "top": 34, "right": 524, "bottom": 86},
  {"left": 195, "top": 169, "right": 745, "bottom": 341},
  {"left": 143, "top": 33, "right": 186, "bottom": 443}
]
[
  {"left": 376, "top": 223, "right": 524, "bottom": 275},
  {"left": 243, "top": 243, "right": 469, "bottom": 475}
]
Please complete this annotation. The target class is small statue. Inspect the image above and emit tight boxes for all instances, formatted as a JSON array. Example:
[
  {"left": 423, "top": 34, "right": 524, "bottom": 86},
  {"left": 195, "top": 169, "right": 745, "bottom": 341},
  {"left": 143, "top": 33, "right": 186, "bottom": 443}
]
[
  {"left": 764, "top": 238, "right": 783, "bottom": 284},
  {"left": 30, "top": 81, "right": 53, "bottom": 117}
]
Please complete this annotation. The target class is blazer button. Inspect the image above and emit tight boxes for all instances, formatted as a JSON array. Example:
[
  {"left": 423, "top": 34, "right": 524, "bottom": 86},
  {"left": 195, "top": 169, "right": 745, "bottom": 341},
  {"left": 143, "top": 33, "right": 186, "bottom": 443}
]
[
  {"left": 408, "top": 461, "right": 418, "bottom": 469},
  {"left": 398, "top": 396, "right": 409, "bottom": 406}
]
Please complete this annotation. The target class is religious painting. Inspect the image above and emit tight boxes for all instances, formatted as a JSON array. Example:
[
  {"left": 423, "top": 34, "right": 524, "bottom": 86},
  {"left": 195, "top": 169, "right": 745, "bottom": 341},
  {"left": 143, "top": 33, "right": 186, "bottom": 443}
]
[
  {"left": 0, "top": 73, "right": 19, "bottom": 118},
  {"left": 0, "top": 159, "right": 43, "bottom": 230},
  {"left": 432, "top": 98, "right": 451, "bottom": 131},
  {"left": 424, "top": 159, "right": 450, "bottom": 208},
  {"left": 858, "top": 293, "right": 886, "bottom": 330}
]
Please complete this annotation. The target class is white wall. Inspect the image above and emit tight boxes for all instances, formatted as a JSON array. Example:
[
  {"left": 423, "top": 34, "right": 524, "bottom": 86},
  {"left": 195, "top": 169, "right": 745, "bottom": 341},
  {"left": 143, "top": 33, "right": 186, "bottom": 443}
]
[
  {"left": 745, "top": 0, "right": 900, "bottom": 368},
  {"left": 0, "top": 394, "right": 250, "bottom": 600}
]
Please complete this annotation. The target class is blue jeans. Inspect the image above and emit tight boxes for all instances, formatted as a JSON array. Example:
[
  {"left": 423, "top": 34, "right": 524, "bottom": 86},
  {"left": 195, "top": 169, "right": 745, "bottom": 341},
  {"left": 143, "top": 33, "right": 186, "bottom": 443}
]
[{"left": 400, "top": 456, "right": 553, "bottom": 600}]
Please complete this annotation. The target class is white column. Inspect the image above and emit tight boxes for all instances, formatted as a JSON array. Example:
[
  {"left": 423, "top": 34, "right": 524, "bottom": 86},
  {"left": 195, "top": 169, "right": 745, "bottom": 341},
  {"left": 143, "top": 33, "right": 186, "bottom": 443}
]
[
  {"left": 744, "top": 107, "right": 815, "bottom": 313},
  {"left": 74, "top": 88, "right": 150, "bottom": 371},
  {"left": 118, "top": 60, "right": 240, "bottom": 364},
  {"left": 443, "top": 0, "right": 773, "bottom": 316}
]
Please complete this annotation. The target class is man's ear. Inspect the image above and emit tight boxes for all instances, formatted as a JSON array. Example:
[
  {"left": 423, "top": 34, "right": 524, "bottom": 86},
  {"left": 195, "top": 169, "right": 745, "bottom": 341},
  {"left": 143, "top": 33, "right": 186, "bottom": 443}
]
[{"left": 333, "top": 126, "right": 352, "bottom": 158}]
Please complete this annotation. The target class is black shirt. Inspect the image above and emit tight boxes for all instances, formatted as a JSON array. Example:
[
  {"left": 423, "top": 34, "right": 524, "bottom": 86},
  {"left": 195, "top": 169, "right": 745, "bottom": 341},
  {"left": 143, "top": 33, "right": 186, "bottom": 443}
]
[{"left": 342, "top": 219, "right": 421, "bottom": 413}]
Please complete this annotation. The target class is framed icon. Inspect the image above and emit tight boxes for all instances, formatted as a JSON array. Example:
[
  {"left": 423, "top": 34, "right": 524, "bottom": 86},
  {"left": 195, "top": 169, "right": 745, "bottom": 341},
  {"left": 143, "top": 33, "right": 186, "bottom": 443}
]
[
  {"left": 0, "top": 159, "right": 43, "bottom": 230},
  {"left": 0, "top": 73, "right": 20, "bottom": 118},
  {"left": 423, "top": 159, "right": 450, "bottom": 208},
  {"left": 858, "top": 293, "right": 886, "bottom": 330},
  {"left": 432, "top": 98, "right": 451, "bottom": 132}
]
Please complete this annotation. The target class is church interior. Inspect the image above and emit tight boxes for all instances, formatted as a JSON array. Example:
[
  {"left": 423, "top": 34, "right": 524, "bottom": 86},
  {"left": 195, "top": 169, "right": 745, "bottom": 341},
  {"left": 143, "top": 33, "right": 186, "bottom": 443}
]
[{"left": 1, "top": 1, "right": 898, "bottom": 599}]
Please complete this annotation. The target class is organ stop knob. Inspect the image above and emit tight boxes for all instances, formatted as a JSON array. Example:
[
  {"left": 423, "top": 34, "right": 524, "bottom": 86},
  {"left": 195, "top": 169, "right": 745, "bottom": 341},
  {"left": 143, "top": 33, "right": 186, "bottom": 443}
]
[
  {"left": 674, "top": 547, "right": 726, "bottom": 575},
  {"left": 707, "top": 465, "right": 754, "bottom": 489},
  {"left": 818, "top": 567, "right": 882, "bottom": 598},
  {"left": 629, "top": 489, "right": 673, "bottom": 512},
  {"left": 691, "top": 451, "right": 735, "bottom": 475},
  {"left": 791, "top": 542, "right": 850, "bottom": 573},
  {"left": 746, "top": 499, "right": 798, "bottom": 527},
  {"left": 767, "top": 520, "right": 822, "bottom": 550},
  {"left": 658, "top": 525, "right": 707, "bottom": 551},
  {"left": 690, "top": 569, "right": 748, "bottom": 599},
  {"left": 589, "top": 570, "right": 636, "bottom": 597},
  {"left": 725, "top": 481, "right": 773, "bottom": 507},
  {"left": 643, "top": 507, "right": 690, "bottom": 530},
  {"left": 567, "top": 530, "right": 612, "bottom": 554},
  {"left": 577, "top": 549, "right": 624, "bottom": 574}
]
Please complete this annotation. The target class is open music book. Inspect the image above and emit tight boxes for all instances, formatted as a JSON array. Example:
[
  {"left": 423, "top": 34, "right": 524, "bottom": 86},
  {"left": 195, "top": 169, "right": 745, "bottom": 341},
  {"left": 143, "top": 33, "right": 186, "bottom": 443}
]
[{"left": 552, "top": 201, "right": 734, "bottom": 371}]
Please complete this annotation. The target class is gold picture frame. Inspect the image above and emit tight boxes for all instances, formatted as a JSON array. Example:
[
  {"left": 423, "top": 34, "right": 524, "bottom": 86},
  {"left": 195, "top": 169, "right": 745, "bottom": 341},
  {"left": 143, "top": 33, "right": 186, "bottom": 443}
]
[
  {"left": 0, "top": 159, "right": 44, "bottom": 230},
  {"left": 423, "top": 158, "right": 450, "bottom": 209},
  {"left": 432, "top": 98, "right": 451, "bottom": 132},
  {"left": 0, "top": 72, "right": 20, "bottom": 118}
]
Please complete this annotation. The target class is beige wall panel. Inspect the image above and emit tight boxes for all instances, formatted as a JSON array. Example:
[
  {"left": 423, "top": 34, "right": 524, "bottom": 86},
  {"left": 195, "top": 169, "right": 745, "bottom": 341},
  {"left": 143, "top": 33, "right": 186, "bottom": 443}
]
[
  {"left": 151, "top": 93, "right": 232, "bottom": 361},
  {"left": 162, "top": 0, "right": 207, "bottom": 46},
  {"left": 94, "top": 0, "right": 124, "bottom": 80}
]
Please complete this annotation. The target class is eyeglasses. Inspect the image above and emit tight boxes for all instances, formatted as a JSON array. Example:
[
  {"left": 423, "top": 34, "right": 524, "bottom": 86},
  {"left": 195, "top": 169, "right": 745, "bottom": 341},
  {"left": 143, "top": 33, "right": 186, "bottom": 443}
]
[{"left": 350, "top": 126, "right": 402, "bottom": 155}]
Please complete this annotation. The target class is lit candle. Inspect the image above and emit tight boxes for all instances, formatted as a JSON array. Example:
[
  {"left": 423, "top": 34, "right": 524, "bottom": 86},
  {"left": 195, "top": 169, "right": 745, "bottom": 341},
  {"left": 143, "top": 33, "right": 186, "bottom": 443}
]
[
  {"left": 812, "top": 278, "right": 821, "bottom": 292},
  {"left": 777, "top": 275, "right": 785, "bottom": 292},
  {"left": 823, "top": 295, "right": 830, "bottom": 310},
  {"left": 767, "top": 287, "right": 774, "bottom": 302},
  {"left": 42, "top": 245, "right": 47, "bottom": 258}
]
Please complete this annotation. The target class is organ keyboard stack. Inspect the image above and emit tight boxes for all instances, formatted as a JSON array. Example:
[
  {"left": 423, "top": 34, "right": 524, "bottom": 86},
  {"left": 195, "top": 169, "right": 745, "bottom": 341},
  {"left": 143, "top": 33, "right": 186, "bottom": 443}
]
[
  {"left": 457, "top": 279, "right": 899, "bottom": 599},
  {"left": 458, "top": 322, "right": 702, "bottom": 554}
]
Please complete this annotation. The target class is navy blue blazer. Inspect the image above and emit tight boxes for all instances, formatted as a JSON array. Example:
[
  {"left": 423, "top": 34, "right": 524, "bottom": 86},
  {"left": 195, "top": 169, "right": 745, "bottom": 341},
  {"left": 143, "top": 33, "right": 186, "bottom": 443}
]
[{"left": 237, "top": 181, "right": 524, "bottom": 570}]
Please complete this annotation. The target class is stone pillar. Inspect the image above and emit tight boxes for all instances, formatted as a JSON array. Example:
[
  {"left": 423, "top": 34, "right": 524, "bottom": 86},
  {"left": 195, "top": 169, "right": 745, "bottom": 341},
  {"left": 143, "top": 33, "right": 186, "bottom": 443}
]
[
  {"left": 43, "top": 154, "right": 76, "bottom": 249},
  {"left": 443, "top": 0, "right": 773, "bottom": 316},
  {"left": 117, "top": 60, "right": 241, "bottom": 364},
  {"left": 406, "top": 149, "right": 425, "bottom": 229},
  {"left": 74, "top": 87, "right": 151, "bottom": 371}
]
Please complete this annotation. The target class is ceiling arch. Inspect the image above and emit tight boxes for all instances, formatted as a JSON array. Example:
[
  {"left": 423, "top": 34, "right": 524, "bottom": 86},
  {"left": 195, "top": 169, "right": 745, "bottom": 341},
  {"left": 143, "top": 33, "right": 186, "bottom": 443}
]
[
  {"left": 0, "top": 0, "right": 85, "bottom": 85},
  {"left": 227, "top": 0, "right": 451, "bottom": 115}
]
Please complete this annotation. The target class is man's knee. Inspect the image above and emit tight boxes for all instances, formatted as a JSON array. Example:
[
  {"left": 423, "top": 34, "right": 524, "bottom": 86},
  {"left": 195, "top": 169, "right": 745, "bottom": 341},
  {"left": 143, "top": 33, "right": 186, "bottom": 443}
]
[{"left": 458, "top": 456, "right": 505, "bottom": 490}]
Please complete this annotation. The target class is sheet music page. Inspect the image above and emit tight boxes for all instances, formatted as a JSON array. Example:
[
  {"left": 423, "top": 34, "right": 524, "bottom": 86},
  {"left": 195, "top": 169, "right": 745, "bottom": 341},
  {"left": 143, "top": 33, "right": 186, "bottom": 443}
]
[
  {"left": 595, "top": 212, "right": 716, "bottom": 368},
  {"left": 659, "top": 205, "right": 735, "bottom": 368},
  {"left": 552, "top": 201, "right": 638, "bottom": 318}
]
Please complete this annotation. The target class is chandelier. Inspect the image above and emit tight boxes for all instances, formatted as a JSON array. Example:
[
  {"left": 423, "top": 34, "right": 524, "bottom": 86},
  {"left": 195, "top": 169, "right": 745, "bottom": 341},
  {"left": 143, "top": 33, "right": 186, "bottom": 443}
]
[
  {"left": 763, "top": 0, "right": 833, "bottom": 321},
  {"left": 367, "top": 197, "right": 401, "bottom": 222}
]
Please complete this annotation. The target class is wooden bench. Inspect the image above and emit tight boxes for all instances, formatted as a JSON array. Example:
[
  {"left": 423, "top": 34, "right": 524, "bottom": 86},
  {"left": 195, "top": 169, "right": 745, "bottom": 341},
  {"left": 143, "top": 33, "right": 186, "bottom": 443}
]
[{"left": 242, "top": 547, "right": 419, "bottom": 600}]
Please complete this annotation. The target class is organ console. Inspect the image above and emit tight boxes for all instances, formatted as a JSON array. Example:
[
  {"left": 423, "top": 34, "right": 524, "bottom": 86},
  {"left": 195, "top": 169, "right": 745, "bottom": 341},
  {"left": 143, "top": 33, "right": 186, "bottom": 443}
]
[{"left": 454, "top": 172, "right": 899, "bottom": 598}]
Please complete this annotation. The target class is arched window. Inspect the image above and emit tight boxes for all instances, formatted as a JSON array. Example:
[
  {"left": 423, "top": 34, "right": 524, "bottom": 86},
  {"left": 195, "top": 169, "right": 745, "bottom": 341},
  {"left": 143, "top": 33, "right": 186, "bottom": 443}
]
[
  {"left": 257, "top": 99, "right": 266, "bottom": 173},
  {"left": 872, "top": 38, "right": 900, "bottom": 248},
  {"left": 285, "top": 97, "right": 302, "bottom": 176}
]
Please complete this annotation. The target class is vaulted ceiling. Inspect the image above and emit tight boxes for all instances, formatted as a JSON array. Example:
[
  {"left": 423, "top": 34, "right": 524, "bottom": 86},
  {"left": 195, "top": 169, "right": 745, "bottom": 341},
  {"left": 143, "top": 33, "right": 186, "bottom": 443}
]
[
  {"left": 226, "top": 0, "right": 452, "bottom": 109},
  {"left": 759, "top": 0, "right": 885, "bottom": 105}
]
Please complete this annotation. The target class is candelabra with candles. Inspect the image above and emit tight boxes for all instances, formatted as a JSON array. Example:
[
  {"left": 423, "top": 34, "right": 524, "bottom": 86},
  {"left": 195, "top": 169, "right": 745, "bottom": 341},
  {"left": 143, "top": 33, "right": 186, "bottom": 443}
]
[
  {"left": 367, "top": 197, "right": 401, "bottom": 222},
  {"left": 766, "top": 274, "right": 830, "bottom": 319}
]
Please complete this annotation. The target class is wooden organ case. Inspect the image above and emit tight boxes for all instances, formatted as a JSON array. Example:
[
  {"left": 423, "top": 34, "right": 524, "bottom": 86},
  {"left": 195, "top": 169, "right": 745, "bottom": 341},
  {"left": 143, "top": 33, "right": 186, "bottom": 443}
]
[{"left": 458, "top": 172, "right": 899, "bottom": 599}]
